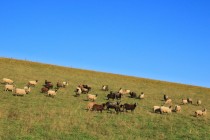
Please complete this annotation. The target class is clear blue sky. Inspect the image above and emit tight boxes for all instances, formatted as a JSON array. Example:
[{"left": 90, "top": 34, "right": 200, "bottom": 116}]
[{"left": 0, "top": 0, "right": 210, "bottom": 88}]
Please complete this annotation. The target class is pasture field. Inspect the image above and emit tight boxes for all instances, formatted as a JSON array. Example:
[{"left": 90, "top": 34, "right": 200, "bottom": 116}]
[{"left": 0, "top": 58, "right": 209, "bottom": 140}]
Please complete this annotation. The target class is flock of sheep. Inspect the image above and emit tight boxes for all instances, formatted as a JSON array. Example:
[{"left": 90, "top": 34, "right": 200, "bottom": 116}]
[{"left": 2, "top": 78, "right": 207, "bottom": 117}]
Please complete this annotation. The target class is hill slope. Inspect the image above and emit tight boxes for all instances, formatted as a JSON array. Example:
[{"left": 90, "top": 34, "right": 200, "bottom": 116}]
[{"left": 0, "top": 58, "right": 209, "bottom": 139}]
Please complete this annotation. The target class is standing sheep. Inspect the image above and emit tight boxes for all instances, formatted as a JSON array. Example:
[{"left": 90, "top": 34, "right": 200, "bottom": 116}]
[
  {"left": 187, "top": 98, "right": 193, "bottom": 104},
  {"left": 182, "top": 99, "right": 188, "bottom": 104},
  {"left": 174, "top": 105, "right": 181, "bottom": 112},
  {"left": 195, "top": 108, "right": 207, "bottom": 117},
  {"left": 86, "top": 102, "right": 96, "bottom": 111},
  {"left": 87, "top": 94, "right": 98, "bottom": 101},
  {"left": 13, "top": 88, "right": 28, "bottom": 96},
  {"left": 197, "top": 100, "right": 202, "bottom": 106},
  {"left": 4, "top": 84, "right": 15, "bottom": 92},
  {"left": 2, "top": 78, "right": 14, "bottom": 84},
  {"left": 28, "top": 80, "right": 38, "bottom": 87},
  {"left": 47, "top": 89, "right": 58, "bottom": 97}
]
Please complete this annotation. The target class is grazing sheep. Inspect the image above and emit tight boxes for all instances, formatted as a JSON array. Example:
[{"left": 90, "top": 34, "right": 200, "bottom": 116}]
[
  {"left": 164, "top": 94, "right": 169, "bottom": 101},
  {"left": 28, "top": 80, "right": 38, "bottom": 86},
  {"left": 197, "top": 100, "right": 202, "bottom": 106},
  {"left": 187, "top": 98, "right": 193, "bottom": 104},
  {"left": 41, "top": 87, "right": 49, "bottom": 93},
  {"left": 118, "top": 88, "right": 131, "bottom": 95},
  {"left": 123, "top": 103, "right": 137, "bottom": 112},
  {"left": 2, "top": 78, "right": 14, "bottom": 84},
  {"left": 4, "top": 84, "right": 15, "bottom": 92},
  {"left": 195, "top": 108, "right": 207, "bottom": 117},
  {"left": 165, "top": 98, "right": 172, "bottom": 105},
  {"left": 160, "top": 106, "right": 172, "bottom": 114},
  {"left": 139, "top": 92, "right": 144, "bottom": 99},
  {"left": 13, "top": 88, "right": 27, "bottom": 96},
  {"left": 102, "top": 85, "right": 109, "bottom": 91},
  {"left": 47, "top": 89, "right": 58, "bottom": 97},
  {"left": 153, "top": 106, "right": 161, "bottom": 113},
  {"left": 87, "top": 102, "right": 96, "bottom": 111},
  {"left": 92, "top": 104, "right": 106, "bottom": 113},
  {"left": 174, "top": 105, "right": 181, "bottom": 112},
  {"left": 182, "top": 99, "right": 188, "bottom": 104},
  {"left": 130, "top": 92, "right": 137, "bottom": 98},
  {"left": 87, "top": 94, "right": 98, "bottom": 101}
]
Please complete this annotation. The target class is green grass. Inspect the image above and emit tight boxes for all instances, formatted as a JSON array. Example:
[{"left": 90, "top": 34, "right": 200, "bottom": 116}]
[{"left": 0, "top": 57, "right": 209, "bottom": 140}]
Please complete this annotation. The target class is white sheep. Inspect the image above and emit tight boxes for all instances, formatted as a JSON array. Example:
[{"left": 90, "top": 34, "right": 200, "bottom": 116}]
[
  {"left": 195, "top": 108, "right": 207, "bottom": 117},
  {"left": 47, "top": 89, "right": 58, "bottom": 97},
  {"left": 87, "top": 94, "right": 98, "bottom": 101},
  {"left": 13, "top": 88, "right": 27, "bottom": 96},
  {"left": 153, "top": 106, "right": 160, "bottom": 113},
  {"left": 63, "top": 81, "right": 69, "bottom": 87},
  {"left": 28, "top": 80, "right": 38, "bottom": 86},
  {"left": 182, "top": 99, "right": 188, "bottom": 104},
  {"left": 174, "top": 105, "right": 181, "bottom": 112},
  {"left": 4, "top": 84, "right": 15, "bottom": 92},
  {"left": 2, "top": 78, "right": 14, "bottom": 84},
  {"left": 118, "top": 88, "right": 131, "bottom": 95},
  {"left": 160, "top": 106, "right": 172, "bottom": 114},
  {"left": 87, "top": 102, "right": 96, "bottom": 111},
  {"left": 139, "top": 92, "right": 144, "bottom": 99},
  {"left": 197, "top": 100, "right": 201, "bottom": 106}
]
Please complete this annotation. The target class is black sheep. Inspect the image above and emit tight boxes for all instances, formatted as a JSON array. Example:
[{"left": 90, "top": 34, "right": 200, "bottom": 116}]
[
  {"left": 92, "top": 104, "right": 106, "bottom": 113},
  {"left": 123, "top": 103, "right": 137, "bottom": 112}
]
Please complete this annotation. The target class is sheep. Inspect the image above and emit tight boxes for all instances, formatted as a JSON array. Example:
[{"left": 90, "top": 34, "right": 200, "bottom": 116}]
[
  {"left": 87, "top": 94, "right": 98, "bottom": 101},
  {"left": 115, "top": 92, "right": 122, "bottom": 100},
  {"left": 13, "top": 88, "right": 27, "bottom": 96},
  {"left": 92, "top": 104, "right": 106, "bottom": 113},
  {"left": 130, "top": 92, "right": 137, "bottom": 98},
  {"left": 187, "top": 98, "right": 193, "bottom": 104},
  {"left": 102, "top": 85, "right": 109, "bottom": 91},
  {"left": 41, "top": 87, "right": 49, "bottom": 93},
  {"left": 2, "top": 78, "right": 14, "bottom": 84},
  {"left": 118, "top": 88, "right": 131, "bottom": 95},
  {"left": 107, "top": 91, "right": 116, "bottom": 100},
  {"left": 87, "top": 102, "right": 96, "bottom": 111},
  {"left": 74, "top": 87, "right": 82, "bottom": 96},
  {"left": 139, "top": 92, "right": 144, "bottom": 99},
  {"left": 106, "top": 101, "right": 122, "bottom": 113},
  {"left": 45, "top": 80, "right": 52, "bottom": 85},
  {"left": 197, "top": 100, "right": 202, "bottom": 106},
  {"left": 28, "top": 80, "right": 38, "bottom": 86},
  {"left": 4, "top": 84, "right": 15, "bottom": 92},
  {"left": 174, "top": 105, "right": 181, "bottom": 112},
  {"left": 182, "top": 99, "right": 188, "bottom": 104},
  {"left": 57, "top": 81, "right": 69, "bottom": 88},
  {"left": 153, "top": 106, "right": 161, "bottom": 113},
  {"left": 164, "top": 94, "right": 169, "bottom": 101},
  {"left": 165, "top": 98, "right": 172, "bottom": 105},
  {"left": 195, "top": 108, "right": 207, "bottom": 117},
  {"left": 123, "top": 103, "right": 137, "bottom": 112},
  {"left": 47, "top": 89, "right": 58, "bottom": 97},
  {"left": 160, "top": 106, "right": 172, "bottom": 114}
]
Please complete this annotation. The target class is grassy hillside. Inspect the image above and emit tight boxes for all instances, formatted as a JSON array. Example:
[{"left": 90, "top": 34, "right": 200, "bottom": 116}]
[{"left": 0, "top": 57, "right": 209, "bottom": 140}]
